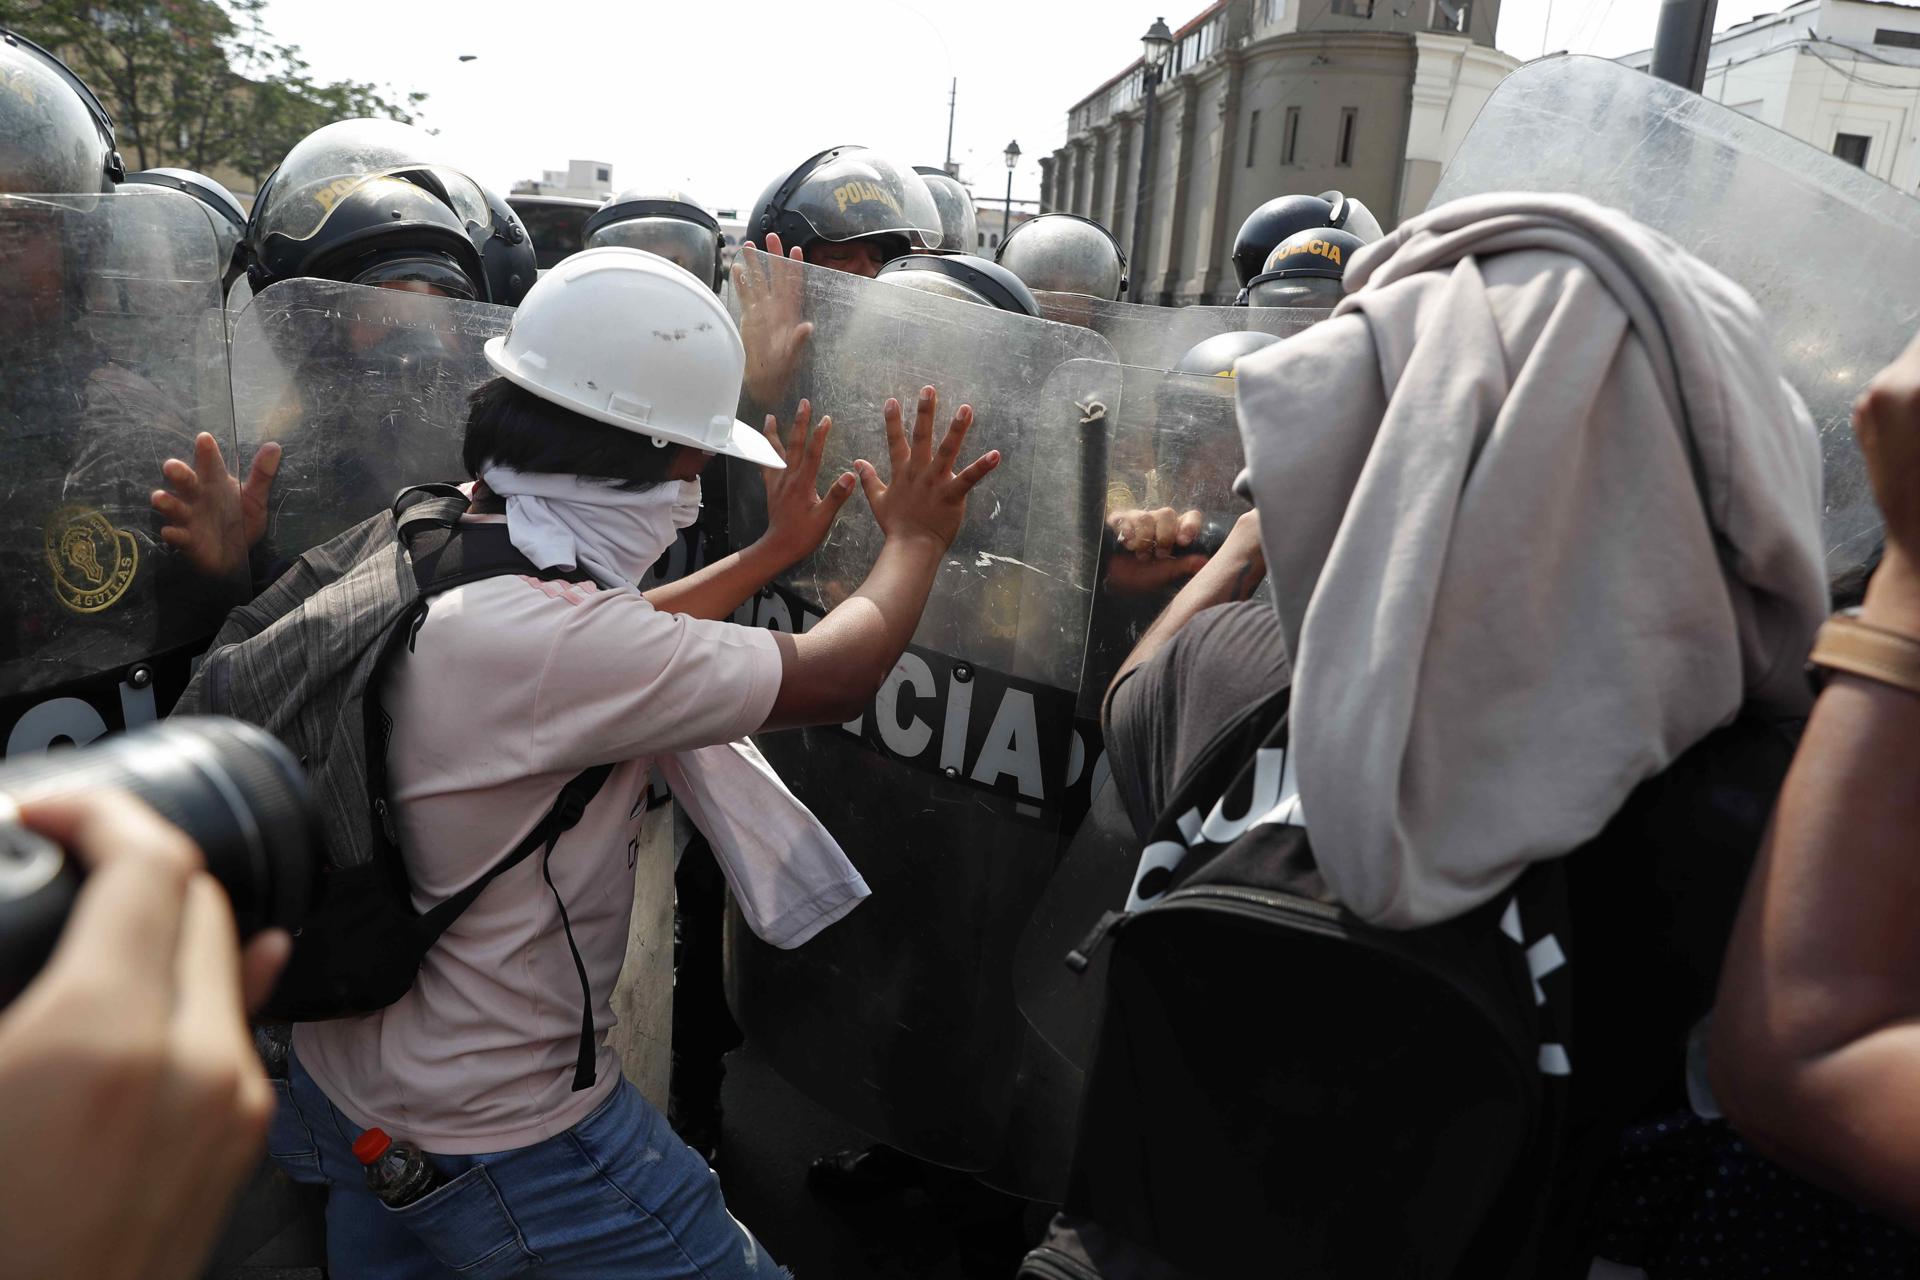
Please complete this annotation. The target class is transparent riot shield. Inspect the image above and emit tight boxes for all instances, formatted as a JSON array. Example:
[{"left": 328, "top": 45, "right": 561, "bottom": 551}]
[
  {"left": 1033, "top": 290, "right": 1327, "bottom": 371},
  {"left": 993, "top": 362, "right": 1261, "bottom": 1199},
  {"left": 1430, "top": 54, "right": 1908, "bottom": 575},
  {"left": 1, "top": 193, "right": 240, "bottom": 757},
  {"left": 229, "top": 278, "right": 513, "bottom": 555},
  {"left": 722, "top": 258, "right": 1122, "bottom": 1175},
  {"left": 1075, "top": 364, "right": 1254, "bottom": 716}
]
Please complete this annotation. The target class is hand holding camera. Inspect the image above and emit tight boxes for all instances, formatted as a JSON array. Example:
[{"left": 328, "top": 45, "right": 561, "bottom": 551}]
[{"left": 0, "top": 720, "right": 317, "bottom": 1280}]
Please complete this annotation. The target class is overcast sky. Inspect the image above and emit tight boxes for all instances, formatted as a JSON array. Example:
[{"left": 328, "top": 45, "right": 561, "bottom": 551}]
[{"left": 258, "top": 0, "right": 1791, "bottom": 213}]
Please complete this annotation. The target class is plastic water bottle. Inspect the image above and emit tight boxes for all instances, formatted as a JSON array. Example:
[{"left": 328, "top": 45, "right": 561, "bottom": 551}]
[{"left": 352, "top": 1127, "right": 444, "bottom": 1208}]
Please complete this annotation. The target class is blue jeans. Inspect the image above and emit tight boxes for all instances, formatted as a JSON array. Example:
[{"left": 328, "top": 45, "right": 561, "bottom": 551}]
[{"left": 268, "top": 1049, "right": 787, "bottom": 1279}]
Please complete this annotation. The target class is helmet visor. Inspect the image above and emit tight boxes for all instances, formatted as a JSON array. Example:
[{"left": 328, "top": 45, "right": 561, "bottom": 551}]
[
  {"left": 919, "top": 173, "right": 978, "bottom": 254},
  {"left": 260, "top": 118, "right": 488, "bottom": 242},
  {"left": 587, "top": 218, "right": 719, "bottom": 287},
  {"left": 786, "top": 151, "right": 944, "bottom": 250},
  {"left": 877, "top": 269, "right": 992, "bottom": 309},
  {"left": 1248, "top": 275, "right": 1346, "bottom": 308},
  {"left": 349, "top": 250, "right": 478, "bottom": 300}
]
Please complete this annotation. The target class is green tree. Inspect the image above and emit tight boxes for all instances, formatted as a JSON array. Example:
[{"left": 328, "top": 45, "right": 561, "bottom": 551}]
[{"left": 0, "top": 0, "right": 423, "bottom": 185}]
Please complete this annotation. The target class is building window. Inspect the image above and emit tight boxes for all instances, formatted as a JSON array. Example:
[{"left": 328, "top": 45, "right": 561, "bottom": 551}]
[
  {"left": 1261, "top": 0, "right": 1286, "bottom": 21},
  {"left": 1431, "top": 0, "right": 1468, "bottom": 29},
  {"left": 1833, "top": 132, "right": 1872, "bottom": 167},
  {"left": 1246, "top": 110, "right": 1261, "bottom": 168},
  {"left": 990, "top": 233, "right": 1000, "bottom": 248},
  {"left": 1874, "top": 27, "right": 1920, "bottom": 47},
  {"left": 1282, "top": 106, "right": 1301, "bottom": 164},
  {"left": 596, "top": 166, "right": 611, "bottom": 182},
  {"left": 1336, "top": 108, "right": 1358, "bottom": 167},
  {"left": 1334, "top": 0, "right": 1375, "bottom": 15}
]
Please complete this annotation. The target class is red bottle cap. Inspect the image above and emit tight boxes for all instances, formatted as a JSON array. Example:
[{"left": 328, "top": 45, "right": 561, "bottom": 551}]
[{"left": 352, "top": 1128, "right": 393, "bottom": 1166}]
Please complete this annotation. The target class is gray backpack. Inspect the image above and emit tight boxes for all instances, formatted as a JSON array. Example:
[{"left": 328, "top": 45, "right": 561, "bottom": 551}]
[{"left": 176, "top": 485, "right": 612, "bottom": 1090}]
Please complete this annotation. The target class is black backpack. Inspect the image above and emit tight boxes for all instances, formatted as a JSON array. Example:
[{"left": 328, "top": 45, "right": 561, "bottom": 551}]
[
  {"left": 1022, "top": 682, "right": 1573, "bottom": 1279},
  {"left": 175, "top": 486, "right": 613, "bottom": 1090}
]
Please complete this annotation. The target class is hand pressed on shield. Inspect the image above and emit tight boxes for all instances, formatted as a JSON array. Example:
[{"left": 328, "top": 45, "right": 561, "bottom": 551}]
[
  {"left": 734, "top": 232, "right": 813, "bottom": 408},
  {"left": 0, "top": 790, "right": 289, "bottom": 1280},
  {"left": 855, "top": 385, "right": 1001, "bottom": 551},
  {"left": 759, "top": 398, "right": 858, "bottom": 569},
  {"left": 760, "top": 386, "right": 1001, "bottom": 731},
  {"left": 150, "top": 432, "right": 281, "bottom": 580},
  {"left": 1109, "top": 506, "right": 1206, "bottom": 560}
]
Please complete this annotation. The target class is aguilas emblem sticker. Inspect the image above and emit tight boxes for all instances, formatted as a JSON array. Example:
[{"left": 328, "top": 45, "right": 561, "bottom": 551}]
[{"left": 44, "top": 505, "right": 139, "bottom": 614}]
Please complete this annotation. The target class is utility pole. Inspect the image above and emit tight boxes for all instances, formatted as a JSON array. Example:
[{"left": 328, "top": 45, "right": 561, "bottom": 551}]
[
  {"left": 944, "top": 78, "right": 957, "bottom": 175},
  {"left": 1651, "top": 0, "right": 1717, "bottom": 91}
]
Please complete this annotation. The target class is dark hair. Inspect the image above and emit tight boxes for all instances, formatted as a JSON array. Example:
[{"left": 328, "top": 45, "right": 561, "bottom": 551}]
[{"left": 462, "top": 376, "right": 684, "bottom": 489}]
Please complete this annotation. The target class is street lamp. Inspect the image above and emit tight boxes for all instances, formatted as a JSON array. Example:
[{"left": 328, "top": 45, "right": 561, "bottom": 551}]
[
  {"left": 1129, "top": 17, "right": 1175, "bottom": 303},
  {"left": 1002, "top": 139, "right": 1021, "bottom": 241}
]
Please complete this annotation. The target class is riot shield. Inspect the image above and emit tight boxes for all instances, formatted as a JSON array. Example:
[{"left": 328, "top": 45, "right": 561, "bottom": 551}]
[
  {"left": 229, "top": 278, "right": 512, "bottom": 553},
  {"left": 1073, "top": 364, "right": 1254, "bottom": 717},
  {"left": 1, "top": 193, "right": 240, "bottom": 757},
  {"left": 985, "top": 362, "right": 1261, "bottom": 1199},
  {"left": 1033, "top": 290, "right": 1326, "bottom": 371},
  {"left": 1430, "top": 54, "right": 1906, "bottom": 575},
  {"left": 722, "top": 258, "right": 1122, "bottom": 1175}
]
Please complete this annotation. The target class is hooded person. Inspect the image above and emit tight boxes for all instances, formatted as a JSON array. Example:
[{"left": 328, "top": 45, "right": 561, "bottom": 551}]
[
  {"left": 1059, "top": 191, "right": 1830, "bottom": 1276},
  {"left": 260, "top": 246, "right": 1003, "bottom": 1278},
  {"left": 1231, "top": 191, "right": 1826, "bottom": 928}
]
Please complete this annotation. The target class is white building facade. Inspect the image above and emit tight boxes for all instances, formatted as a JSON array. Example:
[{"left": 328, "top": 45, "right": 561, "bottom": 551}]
[
  {"left": 1620, "top": 0, "right": 1920, "bottom": 192},
  {"left": 1042, "top": 0, "right": 1517, "bottom": 304},
  {"left": 510, "top": 159, "right": 616, "bottom": 201}
]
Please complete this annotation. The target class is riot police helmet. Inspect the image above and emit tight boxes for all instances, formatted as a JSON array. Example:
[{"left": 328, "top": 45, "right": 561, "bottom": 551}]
[
  {"left": 584, "top": 188, "right": 723, "bottom": 291},
  {"left": 913, "top": 166, "right": 979, "bottom": 257},
  {"left": 1246, "top": 226, "right": 1365, "bottom": 309},
  {"left": 245, "top": 118, "right": 498, "bottom": 297},
  {"left": 749, "top": 146, "right": 943, "bottom": 265},
  {"left": 477, "top": 183, "right": 537, "bottom": 306},
  {"left": 247, "top": 169, "right": 487, "bottom": 300},
  {"left": 994, "top": 212, "right": 1127, "bottom": 300},
  {"left": 0, "top": 28, "right": 123, "bottom": 193},
  {"left": 1173, "top": 330, "right": 1282, "bottom": 379},
  {"left": 876, "top": 252, "right": 1039, "bottom": 316},
  {"left": 1230, "top": 190, "right": 1382, "bottom": 293},
  {"left": 121, "top": 167, "right": 246, "bottom": 278}
]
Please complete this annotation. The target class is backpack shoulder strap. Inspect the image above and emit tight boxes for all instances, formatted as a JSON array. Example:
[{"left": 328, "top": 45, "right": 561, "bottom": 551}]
[{"left": 412, "top": 763, "right": 617, "bottom": 1092}]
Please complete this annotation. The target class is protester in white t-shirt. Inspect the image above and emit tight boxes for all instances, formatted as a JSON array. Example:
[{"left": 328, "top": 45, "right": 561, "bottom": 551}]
[{"left": 266, "top": 249, "right": 1001, "bottom": 1280}]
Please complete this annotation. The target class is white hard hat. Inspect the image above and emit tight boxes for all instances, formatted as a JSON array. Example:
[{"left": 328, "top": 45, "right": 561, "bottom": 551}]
[{"left": 483, "top": 246, "right": 783, "bottom": 469}]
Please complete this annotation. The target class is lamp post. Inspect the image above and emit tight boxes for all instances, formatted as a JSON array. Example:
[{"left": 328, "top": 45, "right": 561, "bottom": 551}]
[
  {"left": 1002, "top": 140, "right": 1021, "bottom": 241},
  {"left": 1128, "top": 16, "right": 1174, "bottom": 304}
]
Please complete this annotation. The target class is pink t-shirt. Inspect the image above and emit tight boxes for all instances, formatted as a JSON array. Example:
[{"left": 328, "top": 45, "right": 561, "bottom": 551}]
[{"left": 295, "top": 565, "right": 783, "bottom": 1154}]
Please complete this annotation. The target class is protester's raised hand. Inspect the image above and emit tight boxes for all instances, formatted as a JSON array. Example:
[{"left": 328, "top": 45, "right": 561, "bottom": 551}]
[
  {"left": 1854, "top": 333, "right": 1920, "bottom": 627},
  {"left": 733, "top": 232, "right": 813, "bottom": 406},
  {"left": 760, "top": 398, "right": 857, "bottom": 567},
  {"left": 0, "top": 790, "right": 289, "bottom": 1280},
  {"left": 151, "top": 432, "right": 280, "bottom": 579},
  {"left": 855, "top": 386, "right": 999, "bottom": 550}
]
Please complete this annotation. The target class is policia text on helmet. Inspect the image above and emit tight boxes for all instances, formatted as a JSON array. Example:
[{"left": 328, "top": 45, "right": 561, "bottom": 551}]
[
  {"left": 749, "top": 146, "right": 945, "bottom": 277},
  {"left": 1230, "top": 190, "right": 1381, "bottom": 305},
  {"left": 1246, "top": 226, "right": 1365, "bottom": 309}
]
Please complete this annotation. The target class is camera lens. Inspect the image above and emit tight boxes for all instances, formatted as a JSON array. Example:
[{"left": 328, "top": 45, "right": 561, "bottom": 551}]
[{"left": 0, "top": 717, "right": 317, "bottom": 937}]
